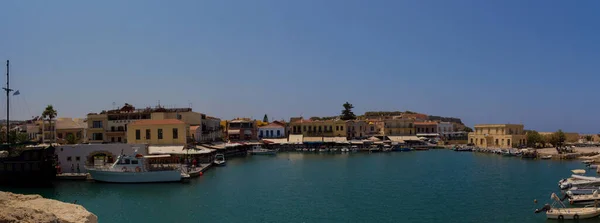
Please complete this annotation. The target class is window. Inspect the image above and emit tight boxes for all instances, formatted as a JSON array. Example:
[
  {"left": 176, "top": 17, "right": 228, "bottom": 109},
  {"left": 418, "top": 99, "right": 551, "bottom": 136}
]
[
  {"left": 507, "top": 139, "right": 511, "bottom": 146},
  {"left": 177, "top": 114, "right": 182, "bottom": 120},
  {"left": 277, "top": 130, "right": 281, "bottom": 136},
  {"left": 67, "top": 156, "right": 72, "bottom": 161},
  {"left": 270, "top": 130, "right": 274, "bottom": 136},
  {"left": 118, "top": 137, "right": 121, "bottom": 142},
  {"left": 76, "top": 156, "right": 80, "bottom": 161},
  {"left": 111, "top": 137, "right": 115, "bottom": 142},
  {"left": 92, "top": 133, "right": 103, "bottom": 141},
  {"left": 131, "top": 160, "right": 139, "bottom": 164},
  {"left": 371, "top": 126, "right": 374, "bottom": 131},
  {"left": 124, "top": 159, "right": 131, "bottom": 164},
  {"left": 158, "top": 129, "right": 163, "bottom": 139},
  {"left": 502, "top": 139, "right": 505, "bottom": 145},
  {"left": 336, "top": 126, "right": 339, "bottom": 131},
  {"left": 92, "top": 121, "right": 103, "bottom": 128},
  {"left": 340, "top": 126, "right": 344, "bottom": 131},
  {"left": 111, "top": 126, "right": 115, "bottom": 131},
  {"left": 146, "top": 129, "right": 151, "bottom": 139},
  {"left": 318, "top": 126, "right": 322, "bottom": 132},
  {"left": 303, "top": 126, "right": 306, "bottom": 132},
  {"left": 495, "top": 139, "right": 499, "bottom": 145},
  {"left": 135, "top": 130, "right": 141, "bottom": 140},
  {"left": 173, "top": 128, "right": 178, "bottom": 139}
]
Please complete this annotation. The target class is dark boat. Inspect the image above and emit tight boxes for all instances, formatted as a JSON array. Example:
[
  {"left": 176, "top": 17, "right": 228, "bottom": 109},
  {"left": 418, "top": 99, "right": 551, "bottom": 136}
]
[
  {"left": 0, "top": 60, "right": 57, "bottom": 186},
  {"left": 0, "top": 146, "right": 57, "bottom": 186}
]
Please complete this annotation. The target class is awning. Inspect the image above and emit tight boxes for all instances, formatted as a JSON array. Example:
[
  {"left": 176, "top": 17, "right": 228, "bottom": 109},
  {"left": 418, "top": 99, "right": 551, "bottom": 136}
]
[
  {"left": 323, "top": 137, "right": 348, "bottom": 143},
  {"left": 416, "top": 133, "right": 439, "bottom": 137},
  {"left": 303, "top": 137, "right": 323, "bottom": 143},
  {"left": 144, "top": 155, "right": 171, "bottom": 159},
  {"left": 262, "top": 138, "right": 288, "bottom": 144},
  {"left": 288, "top": 134, "right": 304, "bottom": 144},
  {"left": 148, "top": 146, "right": 185, "bottom": 155},
  {"left": 228, "top": 129, "right": 240, "bottom": 135},
  {"left": 387, "top": 136, "right": 421, "bottom": 143}
]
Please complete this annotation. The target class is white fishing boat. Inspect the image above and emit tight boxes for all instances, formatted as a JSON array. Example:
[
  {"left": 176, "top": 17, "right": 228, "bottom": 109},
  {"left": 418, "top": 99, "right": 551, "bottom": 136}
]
[
  {"left": 302, "top": 148, "right": 309, "bottom": 152},
  {"left": 535, "top": 193, "right": 600, "bottom": 220},
  {"left": 340, "top": 147, "right": 349, "bottom": 152},
  {"left": 213, "top": 154, "right": 226, "bottom": 166},
  {"left": 87, "top": 153, "right": 184, "bottom": 183},
  {"left": 249, "top": 145, "right": 277, "bottom": 155},
  {"left": 540, "top": 155, "right": 552, "bottom": 160},
  {"left": 569, "top": 191, "right": 600, "bottom": 206}
]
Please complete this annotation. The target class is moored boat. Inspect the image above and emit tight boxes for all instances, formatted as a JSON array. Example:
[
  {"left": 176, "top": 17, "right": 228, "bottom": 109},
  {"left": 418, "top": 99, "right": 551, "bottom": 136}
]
[
  {"left": 535, "top": 193, "right": 600, "bottom": 220},
  {"left": 87, "top": 153, "right": 184, "bottom": 183},
  {"left": 214, "top": 154, "right": 226, "bottom": 166},
  {"left": 249, "top": 145, "right": 277, "bottom": 155},
  {"left": 541, "top": 155, "right": 552, "bottom": 160}
]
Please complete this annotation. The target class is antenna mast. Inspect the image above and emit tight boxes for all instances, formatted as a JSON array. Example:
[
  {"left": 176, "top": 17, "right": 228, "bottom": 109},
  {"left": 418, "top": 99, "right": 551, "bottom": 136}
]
[{"left": 3, "top": 60, "right": 13, "bottom": 145}]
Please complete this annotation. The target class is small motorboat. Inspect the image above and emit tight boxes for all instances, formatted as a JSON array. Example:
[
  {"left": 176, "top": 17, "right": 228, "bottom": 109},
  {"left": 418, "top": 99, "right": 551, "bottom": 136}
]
[
  {"left": 330, "top": 148, "right": 339, "bottom": 152},
  {"left": 569, "top": 191, "right": 600, "bottom": 206},
  {"left": 541, "top": 155, "right": 552, "bottom": 160},
  {"left": 350, "top": 146, "right": 358, "bottom": 152},
  {"left": 567, "top": 187, "right": 600, "bottom": 196},
  {"left": 318, "top": 146, "right": 328, "bottom": 152},
  {"left": 535, "top": 193, "right": 600, "bottom": 220},
  {"left": 340, "top": 147, "right": 349, "bottom": 152},
  {"left": 302, "top": 148, "right": 309, "bottom": 152},
  {"left": 249, "top": 145, "right": 277, "bottom": 155},
  {"left": 213, "top": 154, "right": 226, "bottom": 166}
]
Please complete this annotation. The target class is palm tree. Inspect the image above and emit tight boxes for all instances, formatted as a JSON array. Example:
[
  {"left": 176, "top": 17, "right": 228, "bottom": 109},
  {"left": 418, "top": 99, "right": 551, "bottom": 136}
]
[{"left": 42, "top": 105, "right": 57, "bottom": 143}]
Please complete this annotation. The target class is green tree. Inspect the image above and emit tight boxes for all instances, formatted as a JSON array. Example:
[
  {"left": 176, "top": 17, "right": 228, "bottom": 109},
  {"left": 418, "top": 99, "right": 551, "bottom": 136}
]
[
  {"left": 585, "top": 135, "right": 594, "bottom": 142},
  {"left": 463, "top": 126, "right": 473, "bottom": 132},
  {"left": 42, "top": 105, "right": 58, "bottom": 143},
  {"left": 340, "top": 102, "right": 356, "bottom": 120},
  {"left": 549, "top": 129, "right": 566, "bottom": 147},
  {"left": 525, "top": 130, "right": 543, "bottom": 148},
  {"left": 15, "top": 132, "right": 29, "bottom": 144},
  {"left": 263, "top": 114, "right": 269, "bottom": 123},
  {"left": 65, "top": 133, "right": 78, "bottom": 144}
]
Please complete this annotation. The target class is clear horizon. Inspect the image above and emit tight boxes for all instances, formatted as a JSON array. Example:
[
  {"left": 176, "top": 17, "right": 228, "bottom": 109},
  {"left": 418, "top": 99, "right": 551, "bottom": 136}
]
[{"left": 1, "top": 0, "right": 599, "bottom": 133}]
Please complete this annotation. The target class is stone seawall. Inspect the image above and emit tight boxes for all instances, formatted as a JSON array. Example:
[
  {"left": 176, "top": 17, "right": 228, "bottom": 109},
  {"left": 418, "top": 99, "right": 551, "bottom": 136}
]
[{"left": 0, "top": 191, "right": 98, "bottom": 223}]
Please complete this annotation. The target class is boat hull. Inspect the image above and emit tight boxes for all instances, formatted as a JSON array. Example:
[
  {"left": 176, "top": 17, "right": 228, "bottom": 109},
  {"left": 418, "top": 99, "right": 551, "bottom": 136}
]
[
  {"left": 214, "top": 161, "right": 226, "bottom": 166},
  {"left": 88, "top": 169, "right": 182, "bottom": 183},
  {"left": 547, "top": 207, "right": 600, "bottom": 219}
]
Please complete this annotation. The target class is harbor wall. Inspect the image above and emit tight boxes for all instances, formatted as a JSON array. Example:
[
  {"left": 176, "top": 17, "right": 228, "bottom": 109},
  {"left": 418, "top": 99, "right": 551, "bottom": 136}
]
[{"left": 56, "top": 144, "right": 147, "bottom": 173}]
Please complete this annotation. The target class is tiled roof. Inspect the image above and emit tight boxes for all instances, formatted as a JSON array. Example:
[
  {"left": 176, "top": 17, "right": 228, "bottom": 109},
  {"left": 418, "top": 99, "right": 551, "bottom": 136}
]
[
  {"left": 130, "top": 119, "right": 185, "bottom": 126},
  {"left": 190, "top": 126, "right": 200, "bottom": 131},
  {"left": 259, "top": 122, "right": 285, "bottom": 128}
]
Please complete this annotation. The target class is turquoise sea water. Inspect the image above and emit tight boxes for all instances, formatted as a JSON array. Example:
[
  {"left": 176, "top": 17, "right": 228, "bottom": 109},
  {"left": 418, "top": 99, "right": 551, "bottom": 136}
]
[{"left": 2, "top": 150, "right": 595, "bottom": 222}]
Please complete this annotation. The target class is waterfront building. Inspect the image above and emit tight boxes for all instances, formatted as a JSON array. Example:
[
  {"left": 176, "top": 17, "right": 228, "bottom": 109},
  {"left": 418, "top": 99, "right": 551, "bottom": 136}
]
[
  {"left": 289, "top": 119, "right": 347, "bottom": 138},
  {"left": 86, "top": 103, "right": 204, "bottom": 143},
  {"left": 191, "top": 116, "right": 222, "bottom": 143},
  {"left": 437, "top": 122, "right": 454, "bottom": 139},
  {"left": 55, "top": 118, "right": 87, "bottom": 144},
  {"left": 468, "top": 124, "right": 526, "bottom": 148},
  {"left": 55, "top": 144, "right": 146, "bottom": 173},
  {"left": 383, "top": 118, "right": 414, "bottom": 136},
  {"left": 365, "top": 120, "right": 384, "bottom": 137},
  {"left": 414, "top": 122, "right": 439, "bottom": 137},
  {"left": 345, "top": 120, "right": 367, "bottom": 139},
  {"left": 258, "top": 121, "right": 286, "bottom": 139},
  {"left": 226, "top": 118, "right": 258, "bottom": 141},
  {"left": 126, "top": 119, "right": 190, "bottom": 145}
]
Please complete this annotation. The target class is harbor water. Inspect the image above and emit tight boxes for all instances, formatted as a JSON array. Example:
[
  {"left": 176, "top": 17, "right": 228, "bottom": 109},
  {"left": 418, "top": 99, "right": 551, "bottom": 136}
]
[{"left": 1, "top": 150, "right": 592, "bottom": 222}]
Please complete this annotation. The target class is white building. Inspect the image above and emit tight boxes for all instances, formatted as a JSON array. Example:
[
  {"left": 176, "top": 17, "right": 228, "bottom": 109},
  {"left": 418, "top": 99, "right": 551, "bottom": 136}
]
[
  {"left": 55, "top": 144, "right": 147, "bottom": 173},
  {"left": 437, "top": 122, "right": 454, "bottom": 138},
  {"left": 258, "top": 122, "right": 286, "bottom": 139}
]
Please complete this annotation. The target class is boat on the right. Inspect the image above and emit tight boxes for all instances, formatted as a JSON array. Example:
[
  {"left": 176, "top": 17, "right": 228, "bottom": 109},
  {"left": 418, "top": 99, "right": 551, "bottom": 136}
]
[{"left": 535, "top": 193, "right": 600, "bottom": 220}]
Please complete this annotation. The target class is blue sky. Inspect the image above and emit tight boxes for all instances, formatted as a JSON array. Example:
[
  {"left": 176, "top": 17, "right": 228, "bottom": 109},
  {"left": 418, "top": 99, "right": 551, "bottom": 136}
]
[{"left": 1, "top": 0, "right": 599, "bottom": 133}]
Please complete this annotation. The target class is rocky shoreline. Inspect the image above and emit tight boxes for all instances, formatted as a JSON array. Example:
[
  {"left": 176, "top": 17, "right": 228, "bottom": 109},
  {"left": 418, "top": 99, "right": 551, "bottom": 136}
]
[{"left": 0, "top": 191, "right": 97, "bottom": 223}]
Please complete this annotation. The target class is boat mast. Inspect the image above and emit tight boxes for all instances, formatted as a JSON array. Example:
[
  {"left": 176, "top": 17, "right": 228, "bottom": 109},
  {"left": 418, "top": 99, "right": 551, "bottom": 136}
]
[{"left": 3, "top": 60, "right": 12, "bottom": 145}]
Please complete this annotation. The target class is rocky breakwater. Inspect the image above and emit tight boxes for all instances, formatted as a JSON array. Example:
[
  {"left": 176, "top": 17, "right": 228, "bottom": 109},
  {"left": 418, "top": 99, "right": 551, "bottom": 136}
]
[{"left": 0, "top": 191, "right": 98, "bottom": 223}]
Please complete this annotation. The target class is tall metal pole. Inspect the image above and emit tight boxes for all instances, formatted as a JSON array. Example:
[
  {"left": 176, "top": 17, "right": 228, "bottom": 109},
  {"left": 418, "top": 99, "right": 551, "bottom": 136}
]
[{"left": 6, "top": 60, "right": 9, "bottom": 145}]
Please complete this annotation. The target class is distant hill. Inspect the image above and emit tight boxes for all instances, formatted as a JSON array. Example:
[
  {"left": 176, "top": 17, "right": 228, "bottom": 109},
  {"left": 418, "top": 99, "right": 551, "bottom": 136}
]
[{"left": 428, "top": 115, "right": 463, "bottom": 124}]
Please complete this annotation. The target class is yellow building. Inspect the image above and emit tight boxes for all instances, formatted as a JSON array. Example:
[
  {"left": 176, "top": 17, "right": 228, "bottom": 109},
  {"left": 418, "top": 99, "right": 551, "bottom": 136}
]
[
  {"left": 289, "top": 119, "right": 347, "bottom": 138},
  {"left": 127, "top": 119, "right": 189, "bottom": 145},
  {"left": 86, "top": 104, "right": 203, "bottom": 143},
  {"left": 345, "top": 120, "right": 367, "bottom": 139},
  {"left": 383, "top": 119, "right": 414, "bottom": 136},
  {"left": 468, "top": 124, "right": 526, "bottom": 148},
  {"left": 55, "top": 118, "right": 87, "bottom": 144}
]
